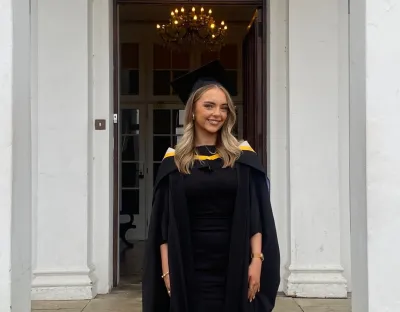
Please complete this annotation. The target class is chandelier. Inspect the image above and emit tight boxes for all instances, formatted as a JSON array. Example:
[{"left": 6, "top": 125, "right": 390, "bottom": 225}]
[{"left": 156, "top": 6, "right": 228, "bottom": 52}]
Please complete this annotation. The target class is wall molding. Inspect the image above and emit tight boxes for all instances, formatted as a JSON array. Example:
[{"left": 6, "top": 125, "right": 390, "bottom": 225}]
[
  {"left": 31, "top": 266, "right": 97, "bottom": 300},
  {"left": 284, "top": 265, "right": 347, "bottom": 298}
]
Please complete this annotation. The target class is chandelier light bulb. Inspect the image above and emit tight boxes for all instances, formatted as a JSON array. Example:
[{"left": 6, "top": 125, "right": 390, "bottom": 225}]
[{"left": 156, "top": 6, "right": 227, "bottom": 52}]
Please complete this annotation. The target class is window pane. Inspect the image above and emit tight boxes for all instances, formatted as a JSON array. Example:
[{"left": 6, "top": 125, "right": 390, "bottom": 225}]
[
  {"left": 172, "top": 50, "right": 190, "bottom": 69},
  {"left": 153, "top": 109, "right": 171, "bottom": 134},
  {"left": 121, "top": 190, "right": 139, "bottom": 215},
  {"left": 121, "top": 135, "right": 139, "bottom": 161},
  {"left": 220, "top": 44, "right": 238, "bottom": 69},
  {"left": 173, "top": 135, "right": 183, "bottom": 146},
  {"left": 153, "top": 70, "right": 171, "bottom": 95},
  {"left": 171, "top": 70, "right": 189, "bottom": 94},
  {"left": 121, "top": 109, "right": 139, "bottom": 135},
  {"left": 122, "top": 163, "right": 139, "bottom": 187},
  {"left": 172, "top": 109, "right": 185, "bottom": 135},
  {"left": 153, "top": 44, "right": 171, "bottom": 69},
  {"left": 226, "top": 70, "right": 238, "bottom": 96},
  {"left": 120, "top": 69, "right": 139, "bottom": 95},
  {"left": 121, "top": 43, "right": 139, "bottom": 69},
  {"left": 201, "top": 50, "right": 219, "bottom": 65},
  {"left": 153, "top": 136, "right": 171, "bottom": 161}
]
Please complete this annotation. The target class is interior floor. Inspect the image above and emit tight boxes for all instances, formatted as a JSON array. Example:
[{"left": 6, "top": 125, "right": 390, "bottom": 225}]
[{"left": 120, "top": 240, "right": 145, "bottom": 285}]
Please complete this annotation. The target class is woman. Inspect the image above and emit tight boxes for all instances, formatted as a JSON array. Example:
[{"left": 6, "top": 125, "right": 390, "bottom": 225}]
[{"left": 143, "top": 60, "right": 280, "bottom": 312}]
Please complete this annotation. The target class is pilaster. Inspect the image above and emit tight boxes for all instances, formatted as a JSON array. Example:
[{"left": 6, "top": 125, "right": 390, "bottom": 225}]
[
  {"left": 0, "top": 0, "right": 32, "bottom": 310},
  {"left": 31, "top": 0, "right": 96, "bottom": 300},
  {"left": 284, "top": 0, "right": 347, "bottom": 298}
]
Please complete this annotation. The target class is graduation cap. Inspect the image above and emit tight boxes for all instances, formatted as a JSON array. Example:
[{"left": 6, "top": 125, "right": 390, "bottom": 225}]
[{"left": 171, "top": 60, "right": 232, "bottom": 105}]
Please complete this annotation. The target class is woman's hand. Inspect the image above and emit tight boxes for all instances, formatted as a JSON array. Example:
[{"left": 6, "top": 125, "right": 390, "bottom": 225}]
[
  {"left": 163, "top": 273, "right": 171, "bottom": 297},
  {"left": 248, "top": 259, "right": 262, "bottom": 302}
]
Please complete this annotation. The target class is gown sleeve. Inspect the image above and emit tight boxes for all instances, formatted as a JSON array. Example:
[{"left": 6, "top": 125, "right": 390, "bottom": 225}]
[
  {"left": 251, "top": 170, "right": 280, "bottom": 312},
  {"left": 250, "top": 180, "right": 262, "bottom": 237},
  {"left": 160, "top": 183, "right": 169, "bottom": 244}
]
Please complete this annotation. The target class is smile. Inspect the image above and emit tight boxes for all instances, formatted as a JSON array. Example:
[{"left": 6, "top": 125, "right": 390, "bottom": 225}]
[{"left": 208, "top": 119, "right": 221, "bottom": 125}]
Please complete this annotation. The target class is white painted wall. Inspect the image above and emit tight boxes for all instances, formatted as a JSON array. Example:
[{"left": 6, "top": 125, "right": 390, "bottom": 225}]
[
  {"left": 268, "top": 0, "right": 290, "bottom": 293},
  {"left": 0, "top": 1, "right": 15, "bottom": 309},
  {"left": 92, "top": 0, "right": 114, "bottom": 294},
  {"left": 273, "top": 0, "right": 349, "bottom": 297},
  {"left": 31, "top": 0, "right": 96, "bottom": 300},
  {"left": 0, "top": 0, "right": 32, "bottom": 311},
  {"left": 350, "top": 0, "right": 400, "bottom": 311}
]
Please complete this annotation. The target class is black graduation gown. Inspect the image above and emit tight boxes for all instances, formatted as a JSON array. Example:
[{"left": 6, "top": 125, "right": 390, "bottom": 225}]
[{"left": 142, "top": 143, "right": 280, "bottom": 312}]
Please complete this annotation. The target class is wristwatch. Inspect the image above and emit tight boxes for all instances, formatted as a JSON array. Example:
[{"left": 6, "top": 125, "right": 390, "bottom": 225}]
[{"left": 251, "top": 253, "right": 264, "bottom": 262}]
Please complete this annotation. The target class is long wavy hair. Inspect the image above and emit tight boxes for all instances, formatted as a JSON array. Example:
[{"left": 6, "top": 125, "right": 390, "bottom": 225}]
[{"left": 174, "top": 84, "right": 242, "bottom": 174}]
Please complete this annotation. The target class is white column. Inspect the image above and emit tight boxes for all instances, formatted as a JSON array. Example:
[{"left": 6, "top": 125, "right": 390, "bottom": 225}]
[
  {"left": 350, "top": 0, "right": 400, "bottom": 311},
  {"left": 284, "top": 0, "right": 347, "bottom": 298},
  {"left": 31, "top": 0, "right": 96, "bottom": 300},
  {"left": 0, "top": 0, "right": 32, "bottom": 311}
]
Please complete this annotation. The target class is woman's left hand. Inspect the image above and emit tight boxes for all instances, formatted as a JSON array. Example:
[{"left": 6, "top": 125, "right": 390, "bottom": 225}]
[{"left": 248, "top": 258, "right": 262, "bottom": 302}]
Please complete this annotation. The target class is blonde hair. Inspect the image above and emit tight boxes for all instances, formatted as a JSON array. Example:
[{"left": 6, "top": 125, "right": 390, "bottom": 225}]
[{"left": 174, "top": 84, "right": 242, "bottom": 174}]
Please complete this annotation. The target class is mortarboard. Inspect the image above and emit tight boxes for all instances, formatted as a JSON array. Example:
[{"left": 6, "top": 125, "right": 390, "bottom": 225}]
[{"left": 171, "top": 60, "right": 232, "bottom": 105}]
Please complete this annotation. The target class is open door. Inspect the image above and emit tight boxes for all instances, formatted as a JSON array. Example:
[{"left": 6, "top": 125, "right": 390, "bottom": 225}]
[{"left": 242, "top": 8, "right": 267, "bottom": 168}]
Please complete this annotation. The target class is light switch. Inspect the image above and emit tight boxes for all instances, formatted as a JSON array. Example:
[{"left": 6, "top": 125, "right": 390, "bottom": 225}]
[{"left": 95, "top": 119, "right": 106, "bottom": 130}]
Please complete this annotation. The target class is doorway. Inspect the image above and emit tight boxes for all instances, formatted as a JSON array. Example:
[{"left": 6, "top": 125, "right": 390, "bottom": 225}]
[{"left": 113, "top": 0, "right": 266, "bottom": 286}]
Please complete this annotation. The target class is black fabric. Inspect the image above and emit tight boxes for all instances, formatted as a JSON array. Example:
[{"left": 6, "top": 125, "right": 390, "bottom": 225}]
[{"left": 142, "top": 147, "right": 280, "bottom": 312}]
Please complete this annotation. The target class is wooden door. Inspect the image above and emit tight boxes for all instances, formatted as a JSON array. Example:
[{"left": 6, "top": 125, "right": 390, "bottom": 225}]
[{"left": 242, "top": 8, "right": 267, "bottom": 168}]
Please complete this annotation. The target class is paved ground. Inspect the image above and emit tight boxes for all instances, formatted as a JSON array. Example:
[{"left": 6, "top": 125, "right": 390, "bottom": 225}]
[{"left": 32, "top": 284, "right": 351, "bottom": 312}]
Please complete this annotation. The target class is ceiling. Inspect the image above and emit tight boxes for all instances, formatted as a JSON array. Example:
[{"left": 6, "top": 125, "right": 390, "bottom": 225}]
[{"left": 119, "top": 4, "right": 257, "bottom": 23}]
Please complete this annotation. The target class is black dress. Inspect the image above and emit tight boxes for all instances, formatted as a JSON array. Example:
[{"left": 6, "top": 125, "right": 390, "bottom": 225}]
[
  {"left": 143, "top": 142, "right": 280, "bottom": 312},
  {"left": 160, "top": 146, "right": 261, "bottom": 312}
]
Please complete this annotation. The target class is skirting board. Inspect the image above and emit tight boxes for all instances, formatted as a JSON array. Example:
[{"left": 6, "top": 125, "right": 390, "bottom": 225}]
[
  {"left": 284, "top": 265, "right": 348, "bottom": 298},
  {"left": 31, "top": 268, "right": 98, "bottom": 300}
]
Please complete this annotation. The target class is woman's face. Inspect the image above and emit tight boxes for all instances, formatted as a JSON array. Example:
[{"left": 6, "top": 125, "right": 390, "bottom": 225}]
[{"left": 193, "top": 87, "right": 229, "bottom": 134}]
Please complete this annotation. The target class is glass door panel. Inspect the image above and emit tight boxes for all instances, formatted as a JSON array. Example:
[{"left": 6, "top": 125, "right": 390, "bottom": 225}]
[
  {"left": 150, "top": 107, "right": 185, "bottom": 188},
  {"left": 120, "top": 107, "right": 147, "bottom": 241}
]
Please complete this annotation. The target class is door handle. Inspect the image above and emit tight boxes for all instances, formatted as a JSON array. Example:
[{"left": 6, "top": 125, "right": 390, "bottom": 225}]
[{"left": 138, "top": 164, "right": 145, "bottom": 179}]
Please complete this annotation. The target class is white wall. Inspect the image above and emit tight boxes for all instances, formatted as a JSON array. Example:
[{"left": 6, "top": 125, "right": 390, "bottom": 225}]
[
  {"left": 268, "top": 0, "right": 351, "bottom": 296},
  {"left": 0, "top": 0, "right": 32, "bottom": 311},
  {"left": 92, "top": 0, "right": 114, "bottom": 294},
  {"left": 268, "top": 0, "right": 290, "bottom": 293},
  {"left": 350, "top": 0, "right": 400, "bottom": 311}
]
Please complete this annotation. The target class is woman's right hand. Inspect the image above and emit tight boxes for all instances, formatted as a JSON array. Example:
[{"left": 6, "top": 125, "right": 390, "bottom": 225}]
[{"left": 163, "top": 274, "right": 171, "bottom": 296}]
